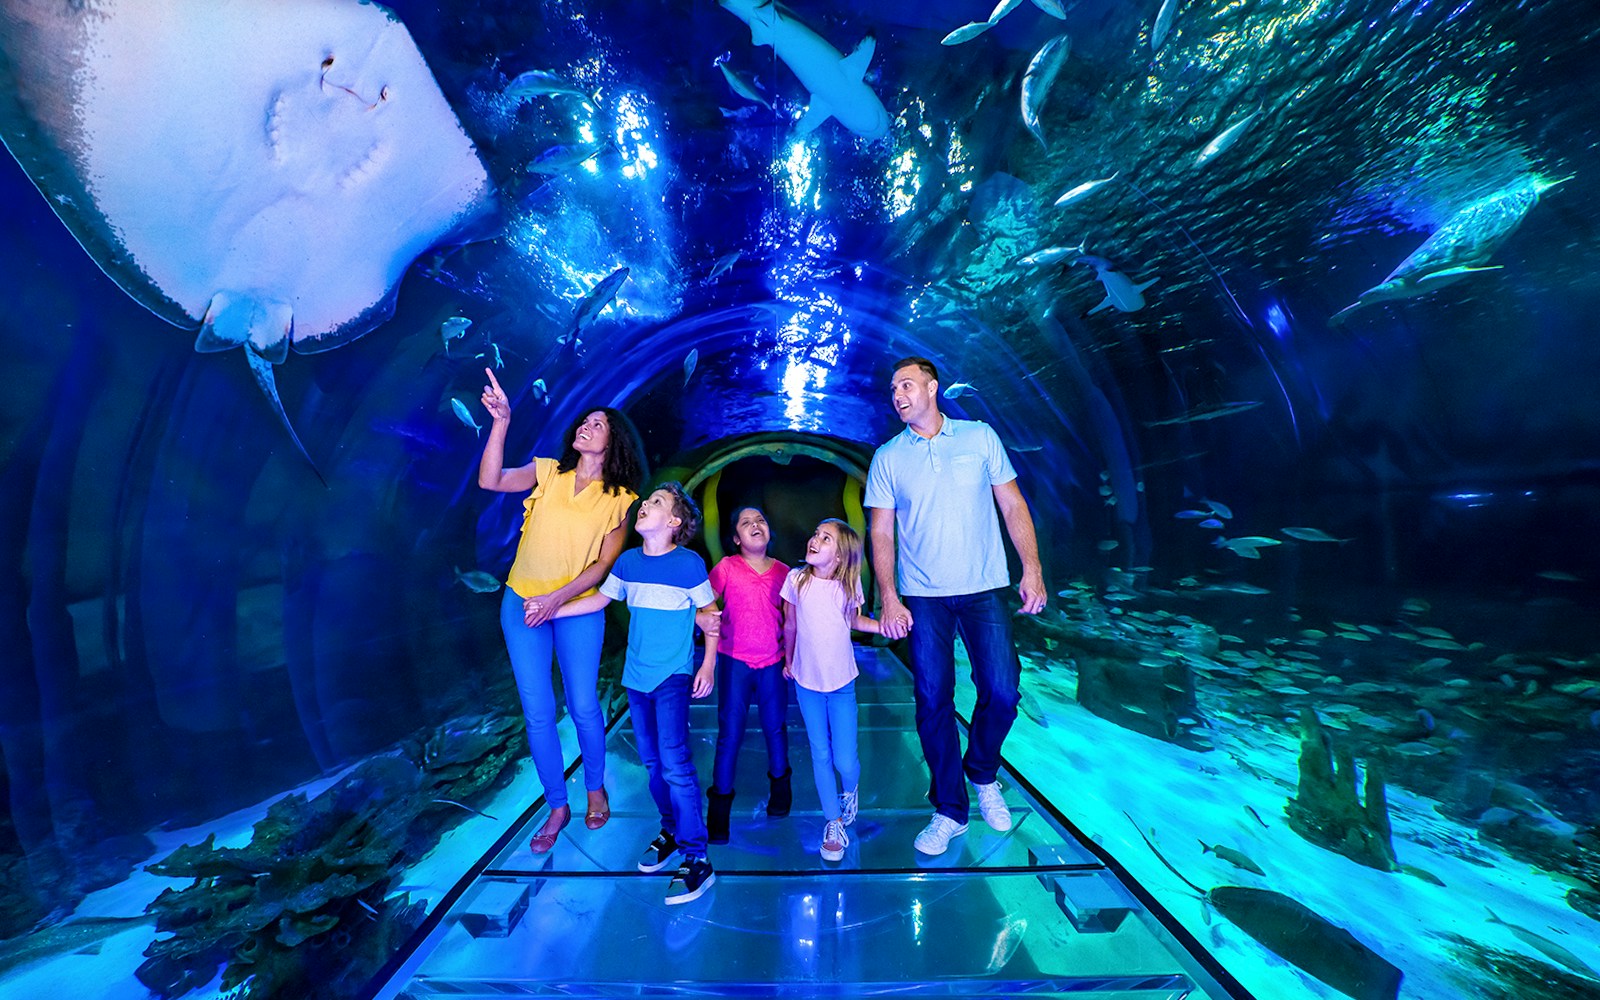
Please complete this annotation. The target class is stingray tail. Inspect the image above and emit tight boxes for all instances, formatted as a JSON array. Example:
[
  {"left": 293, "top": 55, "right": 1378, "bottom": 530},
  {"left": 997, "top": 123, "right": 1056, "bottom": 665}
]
[
  {"left": 243, "top": 351, "right": 327, "bottom": 487},
  {"left": 1122, "top": 811, "right": 1207, "bottom": 897}
]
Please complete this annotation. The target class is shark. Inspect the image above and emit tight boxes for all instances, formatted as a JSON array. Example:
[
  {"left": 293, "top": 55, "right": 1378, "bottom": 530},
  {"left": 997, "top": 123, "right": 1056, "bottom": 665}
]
[
  {"left": 0, "top": 0, "right": 497, "bottom": 473},
  {"left": 1076, "top": 254, "right": 1158, "bottom": 314},
  {"left": 1330, "top": 174, "right": 1568, "bottom": 324},
  {"left": 719, "top": 0, "right": 891, "bottom": 140}
]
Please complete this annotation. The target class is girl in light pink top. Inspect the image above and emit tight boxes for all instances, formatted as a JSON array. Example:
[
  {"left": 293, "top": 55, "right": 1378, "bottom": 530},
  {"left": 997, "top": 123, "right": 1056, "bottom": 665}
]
[
  {"left": 782, "top": 519, "right": 881, "bottom": 862},
  {"left": 706, "top": 507, "right": 792, "bottom": 843}
]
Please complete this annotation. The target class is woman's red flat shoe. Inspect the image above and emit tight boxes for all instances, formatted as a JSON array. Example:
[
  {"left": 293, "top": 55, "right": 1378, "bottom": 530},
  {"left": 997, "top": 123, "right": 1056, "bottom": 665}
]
[{"left": 529, "top": 806, "right": 572, "bottom": 853}]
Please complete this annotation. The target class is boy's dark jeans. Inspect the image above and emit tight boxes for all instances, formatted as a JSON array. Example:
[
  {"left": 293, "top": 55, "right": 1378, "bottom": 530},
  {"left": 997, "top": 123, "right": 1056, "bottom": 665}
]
[{"left": 627, "top": 673, "right": 708, "bottom": 856}]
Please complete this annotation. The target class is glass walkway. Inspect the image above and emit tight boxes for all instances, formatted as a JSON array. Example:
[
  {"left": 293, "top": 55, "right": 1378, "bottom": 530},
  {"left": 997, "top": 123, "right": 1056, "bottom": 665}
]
[{"left": 371, "top": 648, "right": 1247, "bottom": 998}]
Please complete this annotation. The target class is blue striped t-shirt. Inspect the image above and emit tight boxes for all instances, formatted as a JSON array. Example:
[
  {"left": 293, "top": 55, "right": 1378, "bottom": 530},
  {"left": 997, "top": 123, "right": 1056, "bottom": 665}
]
[{"left": 601, "top": 546, "right": 715, "bottom": 693}]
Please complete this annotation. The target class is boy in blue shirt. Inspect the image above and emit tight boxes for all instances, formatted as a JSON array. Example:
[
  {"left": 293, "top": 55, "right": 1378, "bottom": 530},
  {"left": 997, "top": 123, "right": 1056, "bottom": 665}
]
[{"left": 546, "top": 481, "right": 719, "bottom": 904}]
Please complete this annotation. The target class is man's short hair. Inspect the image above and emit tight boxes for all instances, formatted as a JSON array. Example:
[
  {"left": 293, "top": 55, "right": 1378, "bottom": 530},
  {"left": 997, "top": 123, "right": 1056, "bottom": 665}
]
[
  {"left": 890, "top": 356, "right": 939, "bottom": 383},
  {"left": 656, "top": 481, "right": 702, "bottom": 545}
]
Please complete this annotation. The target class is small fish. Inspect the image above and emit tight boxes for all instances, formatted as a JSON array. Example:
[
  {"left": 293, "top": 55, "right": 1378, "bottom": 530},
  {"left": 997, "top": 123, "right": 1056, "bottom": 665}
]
[
  {"left": 1414, "top": 626, "right": 1454, "bottom": 639},
  {"left": 1151, "top": 0, "right": 1179, "bottom": 50},
  {"left": 529, "top": 378, "right": 549, "bottom": 405},
  {"left": 1203, "top": 498, "right": 1234, "bottom": 519},
  {"left": 1281, "top": 527, "right": 1350, "bottom": 544},
  {"left": 1199, "top": 840, "right": 1266, "bottom": 876},
  {"left": 1018, "top": 243, "right": 1085, "bottom": 268},
  {"left": 718, "top": 62, "right": 772, "bottom": 109},
  {"left": 527, "top": 142, "right": 608, "bottom": 175},
  {"left": 431, "top": 798, "right": 499, "bottom": 821},
  {"left": 1054, "top": 172, "right": 1119, "bottom": 207},
  {"left": 1198, "top": 518, "right": 1224, "bottom": 530},
  {"left": 1030, "top": 0, "right": 1068, "bottom": 17},
  {"left": 1097, "top": 540, "right": 1119, "bottom": 552},
  {"left": 450, "top": 398, "right": 481, "bottom": 435},
  {"left": 505, "top": 69, "right": 592, "bottom": 103},
  {"left": 1416, "top": 708, "right": 1436, "bottom": 733},
  {"left": 1244, "top": 804, "right": 1269, "bottom": 828},
  {"left": 1486, "top": 908, "right": 1600, "bottom": 981},
  {"left": 489, "top": 342, "right": 505, "bottom": 369},
  {"left": 708, "top": 251, "right": 742, "bottom": 281},
  {"left": 683, "top": 348, "right": 700, "bottom": 386},
  {"left": 1175, "top": 509, "right": 1213, "bottom": 519},
  {"left": 1195, "top": 108, "right": 1263, "bottom": 168},
  {"left": 1021, "top": 35, "right": 1071, "bottom": 149},
  {"left": 354, "top": 898, "right": 380, "bottom": 920},
  {"left": 942, "top": 381, "right": 979, "bottom": 398},
  {"left": 941, "top": 20, "right": 994, "bottom": 45},
  {"left": 1401, "top": 864, "right": 1446, "bottom": 887},
  {"left": 1536, "top": 570, "right": 1582, "bottom": 582},
  {"left": 440, "top": 316, "right": 472, "bottom": 345},
  {"left": 454, "top": 567, "right": 502, "bottom": 593},
  {"left": 1417, "top": 638, "right": 1467, "bottom": 651}
]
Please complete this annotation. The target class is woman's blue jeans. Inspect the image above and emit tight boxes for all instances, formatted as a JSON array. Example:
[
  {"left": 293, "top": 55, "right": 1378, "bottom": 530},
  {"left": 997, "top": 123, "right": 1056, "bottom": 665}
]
[
  {"left": 903, "top": 588, "right": 1021, "bottom": 822},
  {"left": 711, "top": 653, "right": 791, "bottom": 793},
  {"left": 795, "top": 681, "right": 859, "bottom": 822},
  {"left": 627, "top": 674, "right": 708, "bottom": 858},
  {"left": 500, "top": 589, "right": 607, "bottom": 810}
]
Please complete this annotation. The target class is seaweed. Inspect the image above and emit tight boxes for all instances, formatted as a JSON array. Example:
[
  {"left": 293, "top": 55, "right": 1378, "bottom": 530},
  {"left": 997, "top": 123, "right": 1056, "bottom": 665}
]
[
  {"left": 1285, "top": 707, "right": 1398, "bottom": 872},
  {"left": 137, "top": 711, "right": 523, "bottom": 998}
]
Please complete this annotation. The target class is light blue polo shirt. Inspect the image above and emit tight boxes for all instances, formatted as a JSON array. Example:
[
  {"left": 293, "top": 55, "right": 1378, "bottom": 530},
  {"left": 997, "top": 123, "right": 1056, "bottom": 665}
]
[
  {"left": 600, "top": 547, "right": 715, "bottom": 693},
  {"left": 864, "top": 417, "right": 1017, "bottom": 598}
]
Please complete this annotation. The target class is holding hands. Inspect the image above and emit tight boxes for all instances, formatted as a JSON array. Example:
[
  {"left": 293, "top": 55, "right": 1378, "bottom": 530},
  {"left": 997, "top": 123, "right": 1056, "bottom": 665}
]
[
  {"left": 878, "top": 595, "right": 914, "bottom": 640},
  {"left": 524, "top": 593, "right": 558, "bottom": 627}
]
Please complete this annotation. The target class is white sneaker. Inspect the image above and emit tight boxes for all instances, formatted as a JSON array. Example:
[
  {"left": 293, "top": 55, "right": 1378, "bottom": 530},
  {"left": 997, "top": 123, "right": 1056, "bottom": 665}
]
[
  {"left": 973, "top": 781, "right": 1013, "bottom": 832},
  {"left": 840, "top": 787, "right": 859, "bottom": 827},
  {"left": 821, "top": 819, "right": 849, "bottom": 861},
  {"left": 913, "top": 814, "right": 968, "bottom": 855}
]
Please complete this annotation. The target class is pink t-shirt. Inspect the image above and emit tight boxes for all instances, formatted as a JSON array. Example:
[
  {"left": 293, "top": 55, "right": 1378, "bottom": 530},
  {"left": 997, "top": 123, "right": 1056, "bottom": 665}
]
[
  {"left": 780, "top": 568, "right": 862, "bottom": 694},
  {"left": 709, "top": 555, "right": 788, "bottom": 668}
]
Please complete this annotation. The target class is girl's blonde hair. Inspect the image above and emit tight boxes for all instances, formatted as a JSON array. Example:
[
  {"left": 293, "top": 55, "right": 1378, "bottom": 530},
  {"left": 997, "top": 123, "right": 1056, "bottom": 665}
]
[{"left": 797, "top": 519, "right": 864, "bottom": 623}]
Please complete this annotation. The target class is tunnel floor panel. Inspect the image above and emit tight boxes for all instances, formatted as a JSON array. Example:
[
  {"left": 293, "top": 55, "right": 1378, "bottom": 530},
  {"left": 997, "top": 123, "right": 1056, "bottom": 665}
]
[{"left": 377, "top": 649, "right": 1232, "bottom": 999}]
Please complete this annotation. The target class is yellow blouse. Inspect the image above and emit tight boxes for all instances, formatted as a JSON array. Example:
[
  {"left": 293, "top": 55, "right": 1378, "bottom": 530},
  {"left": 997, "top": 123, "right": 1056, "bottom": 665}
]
[{"left": 505, "top": 457, "right": 637, "bottom": 600}]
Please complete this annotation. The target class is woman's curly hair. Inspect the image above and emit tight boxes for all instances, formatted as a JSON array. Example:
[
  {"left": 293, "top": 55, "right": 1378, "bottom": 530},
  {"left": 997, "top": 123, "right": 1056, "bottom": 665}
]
[{"left": 556, "top": 407, "right": 646, "bottom": 495}]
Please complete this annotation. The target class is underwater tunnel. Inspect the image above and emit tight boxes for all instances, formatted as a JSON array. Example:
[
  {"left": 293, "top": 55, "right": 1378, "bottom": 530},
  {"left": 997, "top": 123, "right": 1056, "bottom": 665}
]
[{"left": 2, "top": 0, "right": 1600, "bottom": 998}]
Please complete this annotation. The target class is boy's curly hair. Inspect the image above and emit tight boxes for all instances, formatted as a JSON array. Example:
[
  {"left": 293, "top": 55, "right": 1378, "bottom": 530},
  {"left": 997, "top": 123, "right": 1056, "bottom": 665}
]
[{"left": 656, "top": 481, "right": 701, "bottom": 546}]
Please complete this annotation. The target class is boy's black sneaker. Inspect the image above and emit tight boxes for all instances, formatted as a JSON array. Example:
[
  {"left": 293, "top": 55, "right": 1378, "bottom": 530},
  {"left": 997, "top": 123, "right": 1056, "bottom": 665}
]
[
  {"left": 665, "top": 856, "right": 715, "bottom": 905},
  {"left": 638, "top": 830, "right": 680, "bottom": 873}
]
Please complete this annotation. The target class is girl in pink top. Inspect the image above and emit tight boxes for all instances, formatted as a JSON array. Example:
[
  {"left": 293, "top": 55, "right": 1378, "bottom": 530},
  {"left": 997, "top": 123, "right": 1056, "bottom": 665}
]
[
  {"left": 782, "top": 519, "right": 881, "bottom": 862},
  {"left": 706, "top": 507, "right": 791, "bottom": 843}
]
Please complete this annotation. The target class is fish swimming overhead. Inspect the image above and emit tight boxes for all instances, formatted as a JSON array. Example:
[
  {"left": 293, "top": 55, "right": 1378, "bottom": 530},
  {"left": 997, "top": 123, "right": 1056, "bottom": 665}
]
[
  {"left": 1054, "top": 172, "right": 1119, "bottom": 207},
  {"left": 505, "top": 69, "right": 592, "bottom": 103},
  {"left": 719, "top": 0, "right": 891, "bottom": 140},
  {"left": 1075, "top": 254, "right": 1157, "bottom": 314},
  {"left": 1329, "top": 174, "right": 1569, "bottom": 325},
  {"left": 0, "top": 0, "right": 496, "bottom": 475},
  {"left": 1194, "top": 108, "right": 1262, "bottom": 167},
  {"left": 1151, "top": 0, "right": 1179, "bottom": 51},
  {"left": 1021, "top": 35, "right": 1071, "bottom": 149},
  {"left": 942, "top": 381, "right": 979, "bottom": 398},
  {"left": 718, "top": 61, "right": 773, "bottom": 110},
  {"left": 566, "top": 266, "right": 631, "bottom": 348},
  {"left": 1017, "top": 241, "right": 1085, "bottom": 268}
]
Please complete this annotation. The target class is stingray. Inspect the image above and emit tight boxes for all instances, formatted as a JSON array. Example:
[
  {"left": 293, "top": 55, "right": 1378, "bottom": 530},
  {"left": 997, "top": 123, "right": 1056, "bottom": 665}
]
[
  {"left": 1129, "top": 819, "right": 1403, "bottom": 1000},
  {"left": 0, "top": 0, "right": 497, "bottom": 474}
]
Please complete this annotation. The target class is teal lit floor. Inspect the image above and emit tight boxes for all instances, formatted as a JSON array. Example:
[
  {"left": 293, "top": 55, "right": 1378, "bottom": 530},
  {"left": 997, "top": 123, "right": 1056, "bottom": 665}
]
[{"left": 373, "top": 649, "right": 1241, "bottom": 998}]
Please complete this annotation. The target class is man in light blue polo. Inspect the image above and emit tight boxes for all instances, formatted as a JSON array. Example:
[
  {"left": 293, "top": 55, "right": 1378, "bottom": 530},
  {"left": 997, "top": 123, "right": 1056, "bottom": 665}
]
[{"left": 865, "top": 356, "right": 1047, "bottom": 856}]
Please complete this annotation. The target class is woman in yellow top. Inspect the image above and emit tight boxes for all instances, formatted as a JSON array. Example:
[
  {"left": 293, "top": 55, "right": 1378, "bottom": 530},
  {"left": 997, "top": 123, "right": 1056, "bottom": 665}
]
[{"left": 479, "top": 369, "right": 643, "bottom": 852}]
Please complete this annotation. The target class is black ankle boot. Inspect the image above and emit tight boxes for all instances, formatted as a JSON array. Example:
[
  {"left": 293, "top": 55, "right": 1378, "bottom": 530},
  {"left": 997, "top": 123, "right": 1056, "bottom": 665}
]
[
  {"left": 707, "top": 789, "right": 735, "bottom": 844},
  {"left": 767, "top": 768, "right": 792, "bottom": 817}
]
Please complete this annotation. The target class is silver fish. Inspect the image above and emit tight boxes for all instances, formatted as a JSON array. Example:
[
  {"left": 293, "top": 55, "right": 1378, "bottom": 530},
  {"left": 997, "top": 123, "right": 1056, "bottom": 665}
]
[
  {"left": 1195, "top": 108, "right": 1262, "bottom": 167},
  {"left": 1281, "top": 527, "right": 1350, "bottom": 544},
  {"left": 683, "top": 348, "right": 699, "bottom": 385},
  {"left": 1054, "top": 171, "right": 1120, "bottom": 207},
  {"left": 566, "top": 266, "right": 631, "bottom": 348},
  {"left": 1021, "top": 35, "right": 1071, "bottom": 149},
  {"left": 450, "top": 398, "right": 481, "bottom": 435},
  {"left": 942, "top": 381, "right": 979, "bottom": 398},
  {"left": 1152, "top": 0, "right": 1179, "bottom": 51},
  {"left": 505, "top": 69, "right": 592, "bottom": 103},
  {"left": 440, "top": 316, "right": 472, "bottom": 346},
  {"left": 718, "top": 62, "right": 772, "bottom": 110}
]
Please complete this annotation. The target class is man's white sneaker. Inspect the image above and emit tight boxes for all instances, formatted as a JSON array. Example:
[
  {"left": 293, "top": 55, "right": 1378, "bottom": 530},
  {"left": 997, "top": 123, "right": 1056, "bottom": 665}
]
[
  {"left": 840, "top": 787, "right": 859, "bottom": 827},
  {"left": 821, "top": 819, "right": 849, "bottom": 862},
  {"left": 973, "top": 781, "right": 1013, "bottom": 832},
  {"left": 913, "top": 814, "right": 968, "bottom": 855}
]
